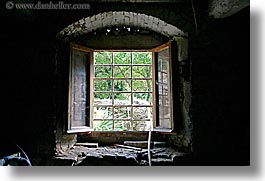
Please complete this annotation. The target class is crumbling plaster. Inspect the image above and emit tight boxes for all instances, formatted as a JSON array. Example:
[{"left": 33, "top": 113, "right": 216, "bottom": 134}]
[
  {"left": 209, "top": 0, "right": 249, "bottom": 18},
  {"left": 58, "top": 11, "right": 186, "bottom": 39}
]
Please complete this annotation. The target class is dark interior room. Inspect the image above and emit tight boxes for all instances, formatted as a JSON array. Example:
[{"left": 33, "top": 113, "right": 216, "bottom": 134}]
[{"left": 0, "top": 0, "right": 250, "bottom": 166}]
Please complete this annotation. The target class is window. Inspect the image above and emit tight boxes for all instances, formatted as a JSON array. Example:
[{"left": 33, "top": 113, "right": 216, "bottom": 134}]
[
  {"left": 93, "top": 51, "right": 153, "bottom": 131},
  {"left": 68, "top": 42, "right": 176, "bottom": 133},
  {"left": 68, "top": 44, "right": 93, "bottom": 133},
  {"left": 154, "top": 47, "right": 173, "bottom": 131}
]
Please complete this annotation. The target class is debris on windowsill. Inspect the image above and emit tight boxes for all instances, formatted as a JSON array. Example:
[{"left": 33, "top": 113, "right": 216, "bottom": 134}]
[
  {"left": 103, "top": 147, "right": 109, "bottom": 152},
  {"left": 153, "top": 141, "right": 167, "bottom": 148},
  {"left": 51, "top": 144, "right": 190, "bottom": 166}
]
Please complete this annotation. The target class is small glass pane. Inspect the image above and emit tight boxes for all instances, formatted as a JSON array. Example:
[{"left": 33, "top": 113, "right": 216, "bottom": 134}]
[
  {"left": 114, "top": 93, "right": 131, "bottom": 105},
  {"left": 113, "top": 120, "right": 128, "bottom": 131},
  {"left": 163, "top": 73, "right": 169, "bottom": 84},
  {"left": 133, "top": 52, "right": 152, "bottom": 64},
  {"left": 158, "top": 48, "right": 169, "bottom": 72},
  {"left": 159, "top": 118, "right": 171, "bottom": 129},
  {"left": 133, "top": 93, "right": 152, "bottom": 105},
  {"left": 95, "top": 66, "right": 112, "bottom": 78},
  {"left": 114, "top": 107, "right": 131, "bottom": 119},
  {"left": 158, "top": 61, "right": 169, "bottom": 72},
  {"left": 158, "top": 72, "right": 169, "bottom": 84},
  {"left": 114, "top": 80, "right": 131, "bottom": 92},
  {"left": 158, "top": 58, "right": 162, "bottom": 71},
  {"left": 94, "top": 106, "right": 113, "bottom": 119},
  {"left": 94, "top": 93, "right": 112, "bottom": 104},
  {"left": 132, "top": 120, "right": 151, "bottom": 131},
  {"left": 114, "top": 52, "right": 131, "bottom": 64},
  {"left": 114, "top": 66, "right": 131, "bottom": 78},
  {"left": 114, "top": 121, "right": 150, "bottom": 131},
  {"left": 133, "top": 80, "right": 152, "bottom": 92},
  {"left": 132, "top": 66, "right": 152, "bottom": 78},
  {"left": 93, "top": 120, "right": 113, "bottom": 131},
  {"left": 159, "top": 95, "right": 170, "bottom": 106},
  {"left": 159, "top": 106, "right": 171, "bottom": 120},
  {"left": 132, "top": 107, "right": 151, "bottom": 120},
  {"left": 158, "top": 85, "right": 168, "bottom": 95},
  {"left": 161, "top": 60, "right": 169, "bottom": 72},
  {"left": 94, "top": 80, "right": 112, "bottom": 91},
  {"left": 94, "top": 52, "right": 112, "bottom": 64},
  {"left": 163, "top": 86, "right": 169, "bottom": 95}
]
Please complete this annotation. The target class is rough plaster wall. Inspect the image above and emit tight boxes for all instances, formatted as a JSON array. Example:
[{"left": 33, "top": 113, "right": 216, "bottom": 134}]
[
  {"left": 209, "top": 0, "right": 249, "bottom": 18},
  {"left": 174, "top": 36, "right": 189, "bottom": 61},
  {"left": 56, "top": 134, "right": 77, "bottom": 153},
  {"left": 52, "top": 2, "right": 195, "bottom": 39},
  {"left": 58, "top": 11, "right": 186, "bottom": 38},
  {"left": 168, "top": 37, "right": 193, "bottom": 152}
]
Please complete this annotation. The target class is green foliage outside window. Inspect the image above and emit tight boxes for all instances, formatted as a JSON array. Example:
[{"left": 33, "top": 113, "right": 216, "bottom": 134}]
[{"left": 94, "top": 52, "right": 152, "bottom": 102}]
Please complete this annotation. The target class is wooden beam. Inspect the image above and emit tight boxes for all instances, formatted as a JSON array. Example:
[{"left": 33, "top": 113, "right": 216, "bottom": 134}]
[{"left": 75, "top": 143, "right": 98, "bottom": 148}]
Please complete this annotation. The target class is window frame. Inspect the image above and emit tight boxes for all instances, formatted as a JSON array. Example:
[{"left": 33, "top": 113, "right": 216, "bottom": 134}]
[
  {"left": 67, "top": 43, "right": 94, "bottom": 133},
  {"left": 68, "top": 41, "right": 177, "bottom": 133},
  {"left": 152, "top": 42, "right": 174, "bottom": 132}
]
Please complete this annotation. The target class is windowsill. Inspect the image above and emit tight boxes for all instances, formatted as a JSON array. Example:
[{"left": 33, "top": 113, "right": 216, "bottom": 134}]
[
  {"left": 77, "top": 131, "right": 150, "bottom": 137},
  {"left": 67, "top": 126, "right": 93, "bottom": 134},
  {"left": 76, "top": 131, "right": 169, "bottom": 146},
  {"left": 152, "top": 128, "right": 174, "bottom": 133},
  {"left": 67, "top": 130, "right": 176, "bottom": 135}
]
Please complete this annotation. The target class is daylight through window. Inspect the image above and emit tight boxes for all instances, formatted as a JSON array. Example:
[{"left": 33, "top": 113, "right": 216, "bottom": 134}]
[{"left": 93, "top": 52, "right": 153, "bottom": 131}]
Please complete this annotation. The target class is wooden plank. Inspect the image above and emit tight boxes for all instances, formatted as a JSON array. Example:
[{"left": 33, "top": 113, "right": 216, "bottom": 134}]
[
  {"left": 152, "top": 42, "right": 170, "bottom": 52},
  {"left": 153, "top": 141, "right": 167, "bottom": 148},
  {"left": 74, "top": 143, "right": 98, "bottom": 148},
  {"left": 114, "top": 144, "right": 142, "bottom": 151}
]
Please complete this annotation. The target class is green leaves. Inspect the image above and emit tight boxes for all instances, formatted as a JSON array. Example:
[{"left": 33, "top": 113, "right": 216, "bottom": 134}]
[
  {"left": 133, "top": 52, "right": 152, "bottom": 64},
  {"left": 93, "top": 51, "right": 153, "bottom": 131},
  {"left": 95, "top": 52, "right": 112, "bottom": 64},
  {"left": 114, "top": 52, "right": 131, "bottom": 64}
]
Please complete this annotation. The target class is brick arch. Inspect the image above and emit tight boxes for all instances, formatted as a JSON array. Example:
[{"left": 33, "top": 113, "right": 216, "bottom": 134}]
[{"left": 58, "top": 11, "right": 186, "bottom": 38}]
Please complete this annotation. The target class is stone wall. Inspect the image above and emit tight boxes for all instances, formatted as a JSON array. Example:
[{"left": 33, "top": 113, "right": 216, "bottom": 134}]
[{"left": 166, "top": 37, "right": 193, "bottom": 153}]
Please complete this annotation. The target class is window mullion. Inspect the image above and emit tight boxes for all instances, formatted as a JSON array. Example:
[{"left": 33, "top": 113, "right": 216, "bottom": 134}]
[
  {"left": 130, "top": 52, "right": 133, "bottom": 123},
  {"left": 161, "top": 65, "right": 164, "bottom": 124},
  {"left": 112, "top": 52, "right": 115, "bottom": 130}
]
